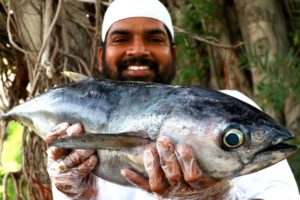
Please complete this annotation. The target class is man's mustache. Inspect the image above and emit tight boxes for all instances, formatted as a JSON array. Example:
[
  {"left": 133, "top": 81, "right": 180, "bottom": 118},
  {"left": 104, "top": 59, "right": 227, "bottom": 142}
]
[{"left": 118, "top": 57, "right": 159, "bottom": 71}]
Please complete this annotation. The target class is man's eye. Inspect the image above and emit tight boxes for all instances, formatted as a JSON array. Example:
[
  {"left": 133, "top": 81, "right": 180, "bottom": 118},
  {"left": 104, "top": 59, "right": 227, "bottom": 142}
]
[
  {"left": 113, "top": 38, "right": 129, "bottom": 43},
  {"left": 148, "top": 38, "right": 164, "bottom": 43}
]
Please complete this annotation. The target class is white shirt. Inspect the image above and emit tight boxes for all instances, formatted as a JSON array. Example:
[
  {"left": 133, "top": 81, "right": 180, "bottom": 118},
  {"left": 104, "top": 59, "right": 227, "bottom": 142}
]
[
  {"left": 232, "top": 160, "right": 300, "bottom": 200},
  {"left": 98, "top": 160, "right": 300, "bottom": 200}
]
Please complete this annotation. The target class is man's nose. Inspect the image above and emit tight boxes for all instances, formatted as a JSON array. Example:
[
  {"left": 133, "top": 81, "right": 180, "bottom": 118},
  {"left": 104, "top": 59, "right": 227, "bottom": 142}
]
[{"left": 126, "top": 38, "right": 150, "bottom": 57}]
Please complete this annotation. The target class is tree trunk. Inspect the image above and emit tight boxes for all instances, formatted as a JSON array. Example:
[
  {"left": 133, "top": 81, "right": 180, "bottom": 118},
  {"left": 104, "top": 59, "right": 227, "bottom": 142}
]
[
  {"left": 234, "top": 0, "right": 289, "bottom": 123},
  {"left": 8, "top": 1, "right": 52, "bottom": 199},
  {"left": 3, "top": 0, "right": 104, "bottom": 199},
  {"left": 204, "top": 0, "right": 252, "bottom": 96}
]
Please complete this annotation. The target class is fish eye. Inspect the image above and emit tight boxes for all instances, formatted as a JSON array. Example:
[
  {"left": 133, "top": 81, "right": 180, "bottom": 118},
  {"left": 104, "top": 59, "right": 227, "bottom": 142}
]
[{"left": 223, "top": 129, "right": 244, "bottom": 148}]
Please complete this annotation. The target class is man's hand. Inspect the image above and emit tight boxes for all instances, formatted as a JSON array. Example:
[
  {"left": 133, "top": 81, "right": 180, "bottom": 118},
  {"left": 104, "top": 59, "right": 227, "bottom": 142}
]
[
  {"left": 121, "top": 135, "right": 218, "bottom": 199},
  {"left": 45, "top": 122, "right": 98, "bottom": 199}
]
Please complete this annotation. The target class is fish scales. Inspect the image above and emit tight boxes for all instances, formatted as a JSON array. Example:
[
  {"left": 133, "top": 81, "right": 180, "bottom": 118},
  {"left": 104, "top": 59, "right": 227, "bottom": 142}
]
[{"left": 0, "top": 78, "right": 296, "bottom": 188}]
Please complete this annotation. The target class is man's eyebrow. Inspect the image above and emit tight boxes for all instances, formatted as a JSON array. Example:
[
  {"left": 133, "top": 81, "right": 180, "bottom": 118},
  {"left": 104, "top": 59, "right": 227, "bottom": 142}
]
[
  {"left": 109, "top": 29, "right": 168, "bottom": 37},
  {"left": 145, "top": 29, "right": 167, "bottom": 36},
  {"left": 109, "top": 29, "right": 130, "bottom": 36}
]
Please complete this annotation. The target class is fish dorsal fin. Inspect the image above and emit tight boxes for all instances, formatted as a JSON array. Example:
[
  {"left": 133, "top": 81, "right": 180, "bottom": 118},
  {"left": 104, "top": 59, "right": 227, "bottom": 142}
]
[
  {"left": 50, "top": 133, "right": 152, "bottom": 150},
  {"left": 62, "top": 71, "right": 89, "bottom": 82}
]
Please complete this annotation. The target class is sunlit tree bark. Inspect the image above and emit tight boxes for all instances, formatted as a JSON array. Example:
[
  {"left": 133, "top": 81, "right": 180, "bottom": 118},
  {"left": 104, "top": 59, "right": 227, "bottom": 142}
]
[
  {"left": 234, "top": 0, "right": 288, "bottom": 122},
  {"left": 234, "top": 0, "right": 300, "bottom": 134}
]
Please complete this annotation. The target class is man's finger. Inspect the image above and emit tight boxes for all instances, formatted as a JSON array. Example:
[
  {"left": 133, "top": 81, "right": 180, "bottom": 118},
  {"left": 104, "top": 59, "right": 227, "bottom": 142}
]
[
  {"left": 47, "top": 123, "right": 86, "bottom": 162},
  {"left": 175, "top": 144, "right": 203, "bottom": 189},
  {"left": 64, "top": 149, "right": 95, "bottom": 169},
  {"left": 157, "top": 135, "right": 183, "bottom": 184},
  {"left": 46, "top": 122, "right": 71, "bottom": 160},
  {"left": 45, "top": 122, "right": 70, "bottom": 146},
  {"left": 47, "top": 146, "right": 70, "bottom": 161},
  {"left": 143, "top": 147, "right": 168, "bottom": 193},
  {"left": 121, "top": 169, "right": 151, "bottom": 192},
  {"left": 61, "top": 123, "right": 96, "bottom": 168},
  {"left": 69, "top": 155, "right": 98, "bottom": 178},
  {"left": 66, "top": 123, "right": 84, "bottom": 137}
]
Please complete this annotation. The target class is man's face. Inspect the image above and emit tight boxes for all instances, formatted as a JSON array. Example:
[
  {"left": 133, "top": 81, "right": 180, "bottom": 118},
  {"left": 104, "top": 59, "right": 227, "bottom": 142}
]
[{"left": 98, "top": 17, "right": 176, "bottom": 84}]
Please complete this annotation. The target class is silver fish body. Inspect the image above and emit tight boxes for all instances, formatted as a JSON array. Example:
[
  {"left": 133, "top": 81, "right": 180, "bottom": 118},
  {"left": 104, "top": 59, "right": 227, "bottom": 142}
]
[{"left": 0, "top": 78, "right": 296, "bottom": 186}]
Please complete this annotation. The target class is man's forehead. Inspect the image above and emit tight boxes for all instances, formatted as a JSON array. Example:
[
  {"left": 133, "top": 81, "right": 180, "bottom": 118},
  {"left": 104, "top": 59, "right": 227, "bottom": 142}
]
[{"left": 107, "top": 17, "right": 168, "bottom": 35}]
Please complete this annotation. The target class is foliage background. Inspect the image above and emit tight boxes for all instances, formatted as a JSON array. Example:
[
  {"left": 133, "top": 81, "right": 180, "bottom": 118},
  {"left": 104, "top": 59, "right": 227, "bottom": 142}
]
[{"left": 0, "top": 0, "right": 299, "bottom": 199}]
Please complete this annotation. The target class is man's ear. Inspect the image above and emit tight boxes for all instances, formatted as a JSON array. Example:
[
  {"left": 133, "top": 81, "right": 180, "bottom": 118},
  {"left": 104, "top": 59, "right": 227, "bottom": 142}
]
[
  {"left": 171, "top": 44, "right": 177, "bottom": 61},
  {"left": 97, "top": 47, "right": 103, "bottom": 73}
]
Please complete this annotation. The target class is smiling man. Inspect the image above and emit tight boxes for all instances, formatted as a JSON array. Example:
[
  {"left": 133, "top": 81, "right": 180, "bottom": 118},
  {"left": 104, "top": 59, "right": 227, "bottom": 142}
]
[
  {"left": 98, "top": 9, "right": 176, "bottom": 83},
  {"left": 45, "top": 0, "right": 300, "bottom": 199}
]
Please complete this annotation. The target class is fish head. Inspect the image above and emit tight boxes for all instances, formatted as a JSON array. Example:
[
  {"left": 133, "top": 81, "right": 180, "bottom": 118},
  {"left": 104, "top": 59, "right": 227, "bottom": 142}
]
[
  {"left": 181, "top": 94, "right": 297, "bottom": 179},
  {"left": 213, "top": 120, "right": 295, "bottom": 178},
  {"left": 180, "top": 117, "right": 297, "bottom": 180}
]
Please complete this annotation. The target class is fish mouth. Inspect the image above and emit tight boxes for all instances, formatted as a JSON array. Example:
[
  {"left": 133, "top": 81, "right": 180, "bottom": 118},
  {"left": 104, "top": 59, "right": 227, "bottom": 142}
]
[
  {"left": 255, "top": 141, "right": 296, "bottom": 166},
  {"left": 257, "top": 129, "right": 297, "bottom": 158},
  {"left": 258, "top": 142, "right": 297, "bottom": 156},
  {"left": 241, "top": 142, "right": 297, "bottom": 176}
]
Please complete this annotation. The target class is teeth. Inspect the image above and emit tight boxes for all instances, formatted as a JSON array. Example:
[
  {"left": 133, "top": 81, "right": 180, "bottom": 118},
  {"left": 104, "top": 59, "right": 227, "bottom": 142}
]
[{"left": 128, "top": 66, "right": 149, "bottom": 70}]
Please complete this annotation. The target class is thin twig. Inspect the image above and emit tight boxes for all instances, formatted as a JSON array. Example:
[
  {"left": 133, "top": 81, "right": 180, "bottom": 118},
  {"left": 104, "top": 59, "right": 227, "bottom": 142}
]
[
  {"left": 68, "top": 14, "right": 95, "bottom": 34},
  {"left": 30, "top": 0, "right": 62, "bottom": 97},
  {"left": 76, "top": 0, "right": 110, "bottom": 6},
  {"left": 90, "top": 0, "right": 102, "bottom": 71},
  {"left": 35, "top": 0, "right": 62, "bottom": 65},
  {"left": 29, "top": 68, "right": 42, "bottom": 98},
  {"left": 6, "top": 4, "right": 28, "bottom": 55},
  {"left": 58, "top": 49, "right": 92, "bottom": 77},
  {"left": 50, "top": 34, "right": 59, "bottom": 63},
  {"left": 61, "top": 0, "right": 69, "bottom": 73},
  {"left": 2, "top": 171, "right": 23, "bottom": 200},
  {"left": 10, "top": 173, "right": 20, "bottom": 198},
  {"left": 2, "top": 172, "right": 10, "bottom": 200},
  {"left": 0, "top": 71, "right": 9, "bottom": 109},
  {"left": 40, "top": 0, "right": 53, "bottom": 65},
  {"left": 174, "top": 26, "right": 243, "bottom": 49}
]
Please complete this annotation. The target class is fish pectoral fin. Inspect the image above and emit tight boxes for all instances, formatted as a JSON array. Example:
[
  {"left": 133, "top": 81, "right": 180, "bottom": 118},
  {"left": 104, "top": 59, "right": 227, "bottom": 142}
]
[
  {"left": 61, "top": 71, "right": 89, "bottom": 82},
  {"left": 50, "top": 133, "right": 152, "bottom": 150}
]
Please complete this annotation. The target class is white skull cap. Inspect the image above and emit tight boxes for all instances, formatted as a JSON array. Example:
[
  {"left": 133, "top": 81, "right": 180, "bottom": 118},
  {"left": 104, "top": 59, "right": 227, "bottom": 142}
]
[{"left": 101, "top": 0, "right": 174, "bottom": 42}]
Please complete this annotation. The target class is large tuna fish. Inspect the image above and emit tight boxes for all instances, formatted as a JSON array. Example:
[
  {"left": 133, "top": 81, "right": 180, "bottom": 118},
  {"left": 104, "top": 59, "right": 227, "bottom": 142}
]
[{"left": 0, "top": 78, "right": 297, "bottom": 189}]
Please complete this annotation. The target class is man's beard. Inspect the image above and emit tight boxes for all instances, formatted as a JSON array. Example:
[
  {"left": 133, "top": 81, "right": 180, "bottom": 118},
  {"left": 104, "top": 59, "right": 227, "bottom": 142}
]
[{"left": 102, "top": 56, "right": 173, "bottom": 84}]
